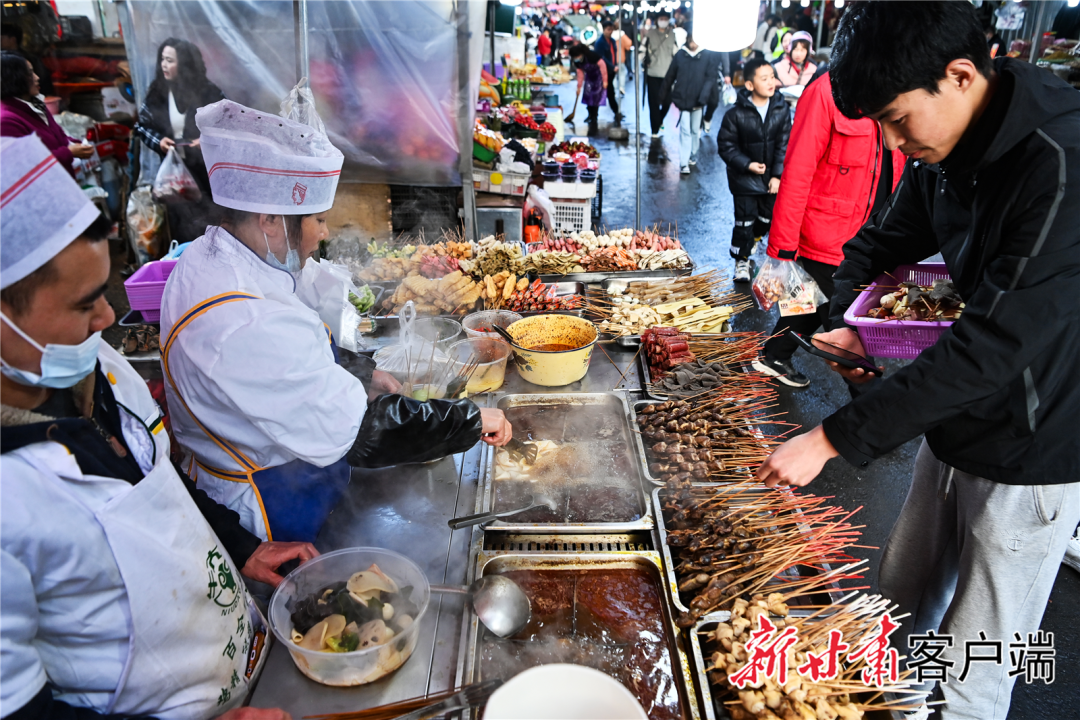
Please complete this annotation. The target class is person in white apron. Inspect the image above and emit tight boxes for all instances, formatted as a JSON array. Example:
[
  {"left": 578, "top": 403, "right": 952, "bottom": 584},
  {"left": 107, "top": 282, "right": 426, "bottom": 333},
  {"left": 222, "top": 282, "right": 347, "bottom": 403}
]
[
  {"left": 0, "top": 134, "right": 299, "bottom": 720},
  {"left": 159, "top": 100, "right": 512, "bottom": 544}
]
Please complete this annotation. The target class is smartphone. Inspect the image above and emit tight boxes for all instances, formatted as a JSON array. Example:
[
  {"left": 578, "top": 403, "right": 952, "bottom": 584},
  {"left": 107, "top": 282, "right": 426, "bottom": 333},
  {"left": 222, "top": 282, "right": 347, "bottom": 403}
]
[{"left": 786, "top": 330, "right": 883, "bottom": 376}]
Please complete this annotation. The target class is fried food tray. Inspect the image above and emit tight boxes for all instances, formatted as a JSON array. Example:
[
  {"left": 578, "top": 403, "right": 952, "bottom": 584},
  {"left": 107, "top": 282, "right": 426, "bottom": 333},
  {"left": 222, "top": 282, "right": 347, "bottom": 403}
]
[
  {"left": 458, "top": 551, "right": 702, "bottom": 720},
  {"left": 476, "top": 392, "right": 654, "bottom": 533}
]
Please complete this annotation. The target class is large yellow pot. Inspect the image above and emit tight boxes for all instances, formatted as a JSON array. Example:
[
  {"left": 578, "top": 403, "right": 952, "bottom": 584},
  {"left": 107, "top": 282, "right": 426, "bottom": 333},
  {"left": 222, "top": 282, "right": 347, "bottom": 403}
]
[{"left": 506, "top": 314, "right": 598, "bottom": 387}]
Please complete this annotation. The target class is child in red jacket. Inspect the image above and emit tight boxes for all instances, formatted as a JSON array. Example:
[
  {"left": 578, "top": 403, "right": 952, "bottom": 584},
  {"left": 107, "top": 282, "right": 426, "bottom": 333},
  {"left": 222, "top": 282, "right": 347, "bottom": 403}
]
[{"left": 752, "top": 72, "right": 905, "bottom": 387}]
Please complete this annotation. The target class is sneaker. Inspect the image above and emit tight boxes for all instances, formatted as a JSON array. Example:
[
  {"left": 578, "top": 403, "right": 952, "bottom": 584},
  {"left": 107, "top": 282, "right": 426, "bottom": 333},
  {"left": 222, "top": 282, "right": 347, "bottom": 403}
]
[
  {"left": 651, "top": 132, "right": 662, "bottom": 138},
  {"left": 903, "top": 705, "right": 931, "bottom": 720},
  {"left": 1064, "top": 524, "right": 1080, "bottom": 573},
  {"left": 752, "top": 356, "right": 811, "bottom": 388},
  {"left": 703, "top": 119, "right": 712, "bottom": 133},
  {"left": 733, "top": 259, "right": 752, "bottom": 283},
  {"left": 688, "top": 158, "right": 697, "bottom": 166},
  {"left": 680, "top": 166, "right": 690, "bottom": 175}
]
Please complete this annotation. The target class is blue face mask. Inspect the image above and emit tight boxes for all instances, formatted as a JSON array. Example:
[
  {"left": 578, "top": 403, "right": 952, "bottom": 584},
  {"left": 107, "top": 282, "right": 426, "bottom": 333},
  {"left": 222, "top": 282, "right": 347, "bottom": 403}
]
[
  {"left": 0, "top": 312, "right": 101, "bottom": 388},
  {"left": 264, "top": 217, "right": 302, "bottom": 274}
]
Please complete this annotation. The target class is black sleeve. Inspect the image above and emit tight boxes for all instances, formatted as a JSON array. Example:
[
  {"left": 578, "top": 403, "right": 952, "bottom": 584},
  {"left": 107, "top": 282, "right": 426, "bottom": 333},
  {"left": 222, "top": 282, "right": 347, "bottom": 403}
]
[
  {"left": 8, "top": 685, "right": 157, "bottom": 720},
  {"left": 659, "top": 54, "right": 679, "bottom": 106},
  {"left": 822, "top": 148, "right": 1080, "bottom": 466},
  {"left": 720, "top": 52, "right": 731, "bottom": 79},
  {"left": 346, "top": 394, "right": 484, "bottom": 468},
  {"left": 132, "top": 102, "right": 166, "bottom": 156},
  {"left": 771, "top": 106, "right": 792, "bottom": 179},
  {"left": 175, "top": 460, "right": 261, "bottom": 568},
  {"left": 827, "top": 165, "right": 938, "bottom": 330},
  {"left": 717, "top": 110, "right": 752, "bottom": 169},
  {"left": 338, "top": 351, "right": 376, "bottom": 389}
]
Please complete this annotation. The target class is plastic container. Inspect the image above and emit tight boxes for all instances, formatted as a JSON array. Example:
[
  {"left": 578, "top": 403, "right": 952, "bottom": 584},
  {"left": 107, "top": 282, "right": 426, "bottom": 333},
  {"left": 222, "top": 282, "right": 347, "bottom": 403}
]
[
  {"left": 414, "top": 317, "right": 461, "bottom": 349},
  {"left": 446, "top": 337, "right": 513, "bottom": 395},
  {"left": 123, "top": 259, "right": 178, "bottom": 322},
  {"left": 268, "top": 547, "right": 430, "bottom": 686},
  {"left": 462, "top": 310, "right": 524, "bottom": 340},
  {"left": 473, "top": 141, "right": 497, "bottom": 163},
  {"left": 843, "top": 263, "right": 953, "bottom": 358}
]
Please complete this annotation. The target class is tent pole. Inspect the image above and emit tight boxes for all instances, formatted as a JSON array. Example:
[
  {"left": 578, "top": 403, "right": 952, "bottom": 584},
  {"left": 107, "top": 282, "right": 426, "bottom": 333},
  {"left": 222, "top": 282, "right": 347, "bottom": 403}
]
[
  {"left": 293, "top": 0, "right": 309, "bottom": 83},
  {"left": 458, "top": 0, "right": 479, "bottom": 242},
  {"left": 634, "top": 0, "right": 642, "bottom": 234}
]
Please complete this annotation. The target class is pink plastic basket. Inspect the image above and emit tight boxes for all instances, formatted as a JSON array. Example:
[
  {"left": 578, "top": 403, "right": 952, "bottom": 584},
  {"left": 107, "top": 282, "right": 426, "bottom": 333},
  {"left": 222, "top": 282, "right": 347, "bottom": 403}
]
[
  {"left": 843, "top": 263, "right": 953, "bottom": 359},
  {"left": 124, "top": 260, "right": 177, "bottom": 320}
]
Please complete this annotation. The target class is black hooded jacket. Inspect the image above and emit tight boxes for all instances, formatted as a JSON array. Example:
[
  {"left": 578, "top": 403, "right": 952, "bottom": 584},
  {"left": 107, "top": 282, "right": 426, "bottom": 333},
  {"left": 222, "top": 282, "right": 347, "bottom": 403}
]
[
  {"left": 823, "top": 58, "right": 1080, "bottom": 485},
  {"left": 717, "top": 89, "right": 791, "bottom": 195},
  {"left": 660, "top": 46, "right": 720, "bottom": 112}
]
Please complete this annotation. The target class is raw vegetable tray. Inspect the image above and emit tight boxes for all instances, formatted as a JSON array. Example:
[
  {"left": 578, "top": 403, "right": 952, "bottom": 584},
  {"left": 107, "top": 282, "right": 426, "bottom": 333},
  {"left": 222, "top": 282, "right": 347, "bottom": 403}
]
[{"left": 843, "top": 263, "right": 953, "bottom": 359}]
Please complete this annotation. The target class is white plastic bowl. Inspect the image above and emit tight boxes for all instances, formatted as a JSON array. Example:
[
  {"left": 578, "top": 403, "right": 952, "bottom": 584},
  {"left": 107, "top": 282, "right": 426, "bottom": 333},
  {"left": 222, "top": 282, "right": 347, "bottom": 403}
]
[
  {"left": 484, "top": 664, "right": 648, "bottom": 720},
  {"left": 268, "top": 547, "right": 430, "bottom": 686}
]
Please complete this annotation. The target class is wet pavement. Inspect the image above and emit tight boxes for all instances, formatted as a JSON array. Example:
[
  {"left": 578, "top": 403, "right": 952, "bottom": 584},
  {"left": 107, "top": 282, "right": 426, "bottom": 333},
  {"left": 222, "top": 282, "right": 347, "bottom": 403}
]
[{"left": 553, "top": 74, "right": 1077, "bottom": 719}]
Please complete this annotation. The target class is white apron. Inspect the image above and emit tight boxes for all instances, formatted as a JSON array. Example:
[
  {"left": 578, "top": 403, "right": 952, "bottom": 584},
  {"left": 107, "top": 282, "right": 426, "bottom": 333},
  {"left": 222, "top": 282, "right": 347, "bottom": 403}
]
[{"left": 28, "top": 449, "right": 268, "bottom": 719}]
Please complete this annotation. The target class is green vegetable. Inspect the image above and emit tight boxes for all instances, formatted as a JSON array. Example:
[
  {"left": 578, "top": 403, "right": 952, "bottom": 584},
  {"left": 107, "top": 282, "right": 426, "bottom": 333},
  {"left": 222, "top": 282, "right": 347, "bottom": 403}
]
[
  {"left": 349, "top": 285, "right": 376, "bottom": 314},
  {"left": 326, "top": 632, "right": 360, "bottom": 653}
]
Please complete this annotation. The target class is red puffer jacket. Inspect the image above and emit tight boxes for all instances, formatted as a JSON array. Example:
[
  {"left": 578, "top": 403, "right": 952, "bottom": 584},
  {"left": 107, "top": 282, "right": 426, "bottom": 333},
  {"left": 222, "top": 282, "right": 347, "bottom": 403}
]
[{"left": 766, "top": 73, "right": 905, "bottom": 266}]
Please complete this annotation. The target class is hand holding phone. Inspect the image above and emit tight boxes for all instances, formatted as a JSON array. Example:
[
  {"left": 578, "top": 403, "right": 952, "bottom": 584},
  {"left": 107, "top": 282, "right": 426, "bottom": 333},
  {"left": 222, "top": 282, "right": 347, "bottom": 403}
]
[{"left": 786, "top": 329, "right": 884, "bottom": 378}]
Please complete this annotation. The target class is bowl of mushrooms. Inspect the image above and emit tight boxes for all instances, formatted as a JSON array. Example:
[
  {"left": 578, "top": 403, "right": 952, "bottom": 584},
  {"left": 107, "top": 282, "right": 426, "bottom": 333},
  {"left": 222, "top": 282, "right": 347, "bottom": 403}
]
[{"left": 268, "top": 547, "right": 430, "bottom": 686}]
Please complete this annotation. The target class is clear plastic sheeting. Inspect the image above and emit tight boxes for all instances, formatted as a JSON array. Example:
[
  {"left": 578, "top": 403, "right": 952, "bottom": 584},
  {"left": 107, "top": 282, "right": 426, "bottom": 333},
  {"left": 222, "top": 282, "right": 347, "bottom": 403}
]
[{"left": 122, "top": 1, "right": 485, "bottom": 186}]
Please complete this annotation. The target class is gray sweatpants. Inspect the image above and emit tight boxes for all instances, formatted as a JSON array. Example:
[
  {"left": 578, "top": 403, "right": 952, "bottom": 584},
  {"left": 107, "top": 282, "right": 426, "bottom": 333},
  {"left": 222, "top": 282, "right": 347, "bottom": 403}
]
[{"left": 879, "top": 440, "right": 1079, "bottom": 720}]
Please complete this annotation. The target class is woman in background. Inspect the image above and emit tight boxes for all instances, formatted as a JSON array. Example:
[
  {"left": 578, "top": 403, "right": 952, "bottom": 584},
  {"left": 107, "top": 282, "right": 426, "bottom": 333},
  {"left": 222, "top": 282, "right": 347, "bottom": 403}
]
[
  {"left": 772, "top": 31, "right": 817, "bottom": 87},
  {"left": 0, "top": 52, "right": 93, "bottom": 176},
  {"left": 133, "top": 38, "right": 224, "bottom": 243}
]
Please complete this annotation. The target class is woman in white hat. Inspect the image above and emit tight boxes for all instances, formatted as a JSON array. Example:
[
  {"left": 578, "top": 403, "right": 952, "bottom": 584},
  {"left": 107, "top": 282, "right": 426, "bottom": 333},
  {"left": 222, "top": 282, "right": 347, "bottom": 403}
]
[
  {"left": 159, "top": 100, "right": 512, "bottom": 544},
  {"left": 0, "top": 134, "right": 301, "bottom": 720}
]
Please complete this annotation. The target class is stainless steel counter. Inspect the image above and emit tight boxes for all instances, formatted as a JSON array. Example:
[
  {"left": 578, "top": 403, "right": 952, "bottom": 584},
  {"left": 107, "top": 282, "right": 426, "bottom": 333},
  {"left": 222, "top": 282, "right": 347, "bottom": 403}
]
[{"left": 248, "top": 344, "right": 645, "bottom": 714}]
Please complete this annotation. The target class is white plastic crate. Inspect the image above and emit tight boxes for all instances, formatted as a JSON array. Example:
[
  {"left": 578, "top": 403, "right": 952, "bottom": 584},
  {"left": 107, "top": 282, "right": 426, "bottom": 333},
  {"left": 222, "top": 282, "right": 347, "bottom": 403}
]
[
  {"left": 473, "top": 169, "right": 529, "bottom": 197},
  {"left": 544, "top": 179, "right": 596, "bottom": 199},
  {"left": 551, "top": 198, "right": 591, "bottom": 233}
]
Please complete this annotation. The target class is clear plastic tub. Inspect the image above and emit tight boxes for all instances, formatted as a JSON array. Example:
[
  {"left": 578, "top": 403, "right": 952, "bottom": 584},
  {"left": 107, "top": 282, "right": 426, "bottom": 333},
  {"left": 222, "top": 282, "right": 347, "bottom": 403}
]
[
  {"left": 447, "top": 337, "right": 512, "bottom": 396},
  {"left": 414, "top": 317, "right": 462, "bottom": 349},
  {"left": 462, "top": 310, "right": 524, "bottom": 340},
  {"left": 268, "top": 547, "right": 430, "bottom": 686}
]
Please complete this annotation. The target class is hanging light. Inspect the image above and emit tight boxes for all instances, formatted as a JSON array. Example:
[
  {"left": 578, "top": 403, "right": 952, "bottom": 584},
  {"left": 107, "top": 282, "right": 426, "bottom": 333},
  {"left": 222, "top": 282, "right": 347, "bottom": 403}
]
[
  {"left": 800, "top": 0, "right": 810, "bottom": 7},
  {"left": 781, "top": 0, "right": 791, "bottom": 8},
  {"left": 694, "top": 0, "right": 759, "bottom": 52},
  {"left": 835, "top": 0, "right": 844, "bottom": 7},
  {"left": 1068, "top": 0, "right": 1079, "bottom": 7},
  {"left": 498, "top": 0, "right": 523, "bottom": 5}
]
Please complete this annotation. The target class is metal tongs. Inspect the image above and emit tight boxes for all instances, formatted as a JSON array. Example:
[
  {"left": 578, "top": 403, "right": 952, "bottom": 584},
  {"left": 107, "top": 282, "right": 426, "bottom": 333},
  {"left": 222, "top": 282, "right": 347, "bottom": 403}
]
[
  {"left": 504, "top": 436, "right": 539, "bottom": 464},
  {"left": 390, "top": 679, "right": 504, "bottom": 720}
]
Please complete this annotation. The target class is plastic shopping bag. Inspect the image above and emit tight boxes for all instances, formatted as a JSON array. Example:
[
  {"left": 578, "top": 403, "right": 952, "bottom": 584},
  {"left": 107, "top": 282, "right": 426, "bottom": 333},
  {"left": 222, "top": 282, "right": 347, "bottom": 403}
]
[
  {"left": 294, "top": 258, "right": 373, "bottom": 353},
  {"left": 126, "top": 186, "right": 166, "bottom": 263},
  {"left": 752, "top": 257, "right": 828, "bottom": 317},
  {"left": 152, "top": 147, "right": 201, "bottom": 204},
  {"left": 721, "top": 80, "right": 737, "bottom": 107},
  {"left": 372, "top": 302, "right": 450, "bottom": 399}
]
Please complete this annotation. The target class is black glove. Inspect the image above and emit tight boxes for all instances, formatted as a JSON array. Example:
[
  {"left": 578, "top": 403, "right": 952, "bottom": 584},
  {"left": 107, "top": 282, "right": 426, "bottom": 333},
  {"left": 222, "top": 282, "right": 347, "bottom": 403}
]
[{"left": 346, "top": 394, "right": 483, "bottom": 468}]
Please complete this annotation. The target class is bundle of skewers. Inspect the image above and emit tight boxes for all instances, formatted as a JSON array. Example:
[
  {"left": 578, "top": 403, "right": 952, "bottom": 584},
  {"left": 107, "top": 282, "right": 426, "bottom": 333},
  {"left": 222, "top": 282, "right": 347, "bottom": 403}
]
[
  {"left": 701, "top": 591, "right": 928, "bottom": 719},
  {"left": 643, "top": 331, "right": 772, "bottom": 397},
  {"left": 636, "top": 396, "right": 791, "bottom": 485},
  {"left": 659, "top": 481, "right": 866, "bottom": 626},
  {"left": 588, "top": 273, "right": 751, "bottom": 337},
  {"left": 858, "top": 278, "right": 963, "bottom": 322}
]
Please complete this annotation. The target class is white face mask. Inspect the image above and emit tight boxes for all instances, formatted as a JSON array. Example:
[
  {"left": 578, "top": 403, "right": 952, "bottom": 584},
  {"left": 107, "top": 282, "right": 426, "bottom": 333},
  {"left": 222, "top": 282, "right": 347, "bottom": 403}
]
[
  {"left": 264, "top": 216, "right": 302, "bottom": 274},
  {"left": 657, "top": 19, "right": 670, "bottom": 29},
  {"left": 0, "top": 312, "right": 100, "bottom": 389}
]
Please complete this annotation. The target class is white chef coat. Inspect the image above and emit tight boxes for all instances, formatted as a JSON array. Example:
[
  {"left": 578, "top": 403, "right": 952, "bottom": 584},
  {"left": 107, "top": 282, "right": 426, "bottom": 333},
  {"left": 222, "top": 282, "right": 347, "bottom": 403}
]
[
  {"left": 1, "top": 342, "right": 258, "bottom": 718},
  {"left": 159, "top": 226, "right": 367, "bottom": 540}
]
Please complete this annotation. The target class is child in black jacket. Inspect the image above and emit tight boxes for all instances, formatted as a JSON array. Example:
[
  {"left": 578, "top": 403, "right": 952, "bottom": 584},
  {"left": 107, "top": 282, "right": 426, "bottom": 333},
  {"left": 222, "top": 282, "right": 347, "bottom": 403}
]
[{"left": 717, "top": 58, "right": 791, "bottom": 282}]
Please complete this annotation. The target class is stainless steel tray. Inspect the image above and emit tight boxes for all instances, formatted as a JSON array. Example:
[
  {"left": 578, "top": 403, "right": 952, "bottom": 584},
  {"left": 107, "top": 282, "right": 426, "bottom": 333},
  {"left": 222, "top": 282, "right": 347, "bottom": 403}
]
[
  {"left": 537, "top": 263, "right": 694, "bottom": 285},
  {"left": 652, "top": 486, "right": 847, "bottom": 624},
  {"left": 478, "top": 392, "right": 654, "bottom": 533},
  {"left": 690, "top": 619, "right": 905, "bottom": 720},
  {"left": 370, "top": 281, "right": 587, "bottom": 321},
  {"left": 458, "top": 551, "right": 702, "bottom": 720},
  {"left": 630, "top": 399, "right": 768, "bottom": 486}
]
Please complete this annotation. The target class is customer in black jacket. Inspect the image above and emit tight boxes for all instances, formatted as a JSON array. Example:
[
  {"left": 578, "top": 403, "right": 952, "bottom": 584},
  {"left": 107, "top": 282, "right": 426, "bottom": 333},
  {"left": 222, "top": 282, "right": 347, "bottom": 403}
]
[
  {"left": 757, "top": 4, "right": 1080, "bottom": 719},
  {"left": 717, "top": 58, "right": 790, "bottom": 282},
  {"left": 660, "top": 34, "right": 718, "bottom": 175},
  {"left": 133, "top": 38, "right": 224, "bottom": 244}
]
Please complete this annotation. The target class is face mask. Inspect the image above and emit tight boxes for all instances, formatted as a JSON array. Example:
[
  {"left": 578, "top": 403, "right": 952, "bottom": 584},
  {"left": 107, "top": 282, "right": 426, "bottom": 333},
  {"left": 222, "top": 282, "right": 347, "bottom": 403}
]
[
  {"left": 263, "top": 217, "right": 302, "bottom": 274},
  {"left": 0, "top": 312, "right": 100, "bottom": 388},
  {"left": 657, "top": 20, "right": 669, "bottom": 29}
]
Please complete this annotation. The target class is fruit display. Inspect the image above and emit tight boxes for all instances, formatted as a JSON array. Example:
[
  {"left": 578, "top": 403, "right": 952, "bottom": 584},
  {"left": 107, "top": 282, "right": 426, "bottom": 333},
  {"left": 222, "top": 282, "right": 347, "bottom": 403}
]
[
  {"left": 474, "top": 119, "right": 505, "bottom": 154},
  {"left": 380, "top": 270, "right": 482, "bottom": 315},
  {"left": 548, "top": 140, "right": 599, "bottom": 159}
]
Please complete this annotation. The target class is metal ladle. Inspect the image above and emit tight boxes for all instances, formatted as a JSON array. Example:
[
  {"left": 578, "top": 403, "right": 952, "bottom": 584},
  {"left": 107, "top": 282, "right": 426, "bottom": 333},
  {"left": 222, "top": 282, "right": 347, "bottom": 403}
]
[{"left": 430, "top": 576, "right": 531, "bottom": 638}]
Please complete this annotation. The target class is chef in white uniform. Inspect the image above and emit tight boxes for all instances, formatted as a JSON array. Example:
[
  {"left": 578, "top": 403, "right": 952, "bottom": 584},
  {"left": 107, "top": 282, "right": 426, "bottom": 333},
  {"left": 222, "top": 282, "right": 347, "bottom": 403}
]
[
  {"left": 159, "top": 100, "right": 511, "bottom": 544},
  {"left": 0, "top": 134, "right": 303, "bottom": 720}
]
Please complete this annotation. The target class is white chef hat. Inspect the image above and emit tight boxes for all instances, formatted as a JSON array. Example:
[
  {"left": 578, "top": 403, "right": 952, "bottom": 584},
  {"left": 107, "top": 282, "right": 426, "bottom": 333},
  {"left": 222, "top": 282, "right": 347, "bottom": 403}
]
[
  {"left": 197, "top": 99, "right": 344, "bottom": 215},
  {"left": 1, "top": 135, "right": 100, "bottom": 290}
]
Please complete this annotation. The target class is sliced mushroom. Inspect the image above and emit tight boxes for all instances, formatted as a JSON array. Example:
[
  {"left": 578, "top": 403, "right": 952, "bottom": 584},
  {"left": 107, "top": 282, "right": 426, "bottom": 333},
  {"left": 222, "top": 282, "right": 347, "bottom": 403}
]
[
  {"left": 346, "top": 563, "right": 399, "bottom": 600},
  {"left": 299, "top": 619, "right": 330, "bottom": 651}
]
